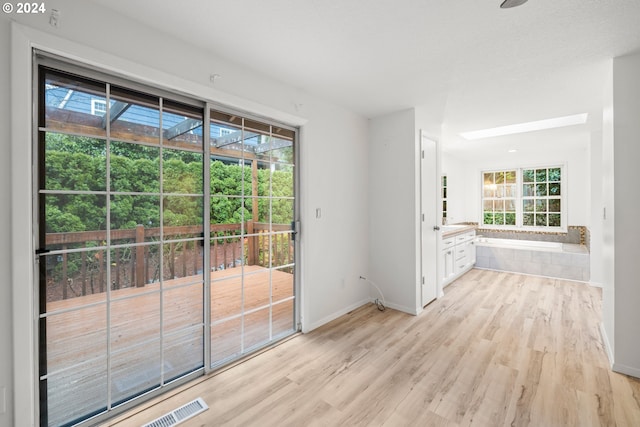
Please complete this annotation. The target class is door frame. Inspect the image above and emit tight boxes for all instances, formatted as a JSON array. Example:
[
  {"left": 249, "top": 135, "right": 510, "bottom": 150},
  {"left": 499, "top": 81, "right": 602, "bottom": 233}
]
[{"left": 419, "top": 131, "right": 442, "bottom": 308}]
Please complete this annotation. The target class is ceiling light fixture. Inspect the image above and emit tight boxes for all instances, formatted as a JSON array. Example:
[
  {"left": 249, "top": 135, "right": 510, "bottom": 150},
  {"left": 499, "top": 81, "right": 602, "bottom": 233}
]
[
  {"left": 460, "top": 113, "right": 588, "bottom": 140},
  {"left": 500, "top": 0, "right": 528, "bottom": 8}
]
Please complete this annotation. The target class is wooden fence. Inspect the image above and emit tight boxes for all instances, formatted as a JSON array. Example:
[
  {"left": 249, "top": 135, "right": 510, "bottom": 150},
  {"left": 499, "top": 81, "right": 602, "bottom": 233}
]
[{"left": 44, "top": 222, "right": 294, "bottom": 302}]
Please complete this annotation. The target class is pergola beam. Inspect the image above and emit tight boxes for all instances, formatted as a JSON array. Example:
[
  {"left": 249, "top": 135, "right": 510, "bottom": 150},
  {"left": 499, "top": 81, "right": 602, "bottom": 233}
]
[
  {"left": 101, "top": 101, "right": 130, "bottom": 128},
  {"left": 164, "top": 118, "right": 202, "bottom": 140},
  {"left": 212, "top": 130, "right": 258, "bottom": 148},
  {"left": 253, "top": 138, "right": 292, "bottom": 154}
]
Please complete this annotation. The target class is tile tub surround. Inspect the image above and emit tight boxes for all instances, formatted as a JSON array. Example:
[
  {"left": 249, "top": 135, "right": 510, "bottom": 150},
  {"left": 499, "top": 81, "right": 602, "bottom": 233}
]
[
  {"left": 475, "top": 238, "right": 590, "bottom": 281},
  {"left": 476, "top": 225, "right": 588, "bottom": 247}
]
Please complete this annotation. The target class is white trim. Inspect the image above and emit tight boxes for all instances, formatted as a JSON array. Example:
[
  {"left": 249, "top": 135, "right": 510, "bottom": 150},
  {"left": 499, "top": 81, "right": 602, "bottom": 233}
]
[
  {"left": 419, "top": 131, "right": 440, "bottom": 310},
  {"left": 11, "top": 22, "right": 37, "bottom": 427},
  {"left": 597, "top": 320, "right": 640, "bottom": 380},
  {"left": 589, "top": 281, "right": 603, "bottom": 288},
  {"left": 599, "top": 322, "right": 614, "bottom": 369},
  {"left": 302, "top": 299, "right": 370, "bottom": 333},
  {"left": 612, "top": 363, "right": 640, "bottom": 379},
  {"left": 382, "top": 300, "right": 421, "bottom": 316},
  {"left": 301, "top": 297, "right": 422, "bottom": 333},
  {"left": 11, "top": 21, "right": 307, "bottom": 427},
  {"left": 90, "top": 98, "right": 107, "bottom": 116}
]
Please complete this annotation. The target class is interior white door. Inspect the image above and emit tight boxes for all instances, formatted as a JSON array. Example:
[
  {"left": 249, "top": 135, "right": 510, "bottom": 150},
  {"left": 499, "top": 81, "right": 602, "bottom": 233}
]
[{"left": 420, "top": 132, "right": 438, "bottom": 306}]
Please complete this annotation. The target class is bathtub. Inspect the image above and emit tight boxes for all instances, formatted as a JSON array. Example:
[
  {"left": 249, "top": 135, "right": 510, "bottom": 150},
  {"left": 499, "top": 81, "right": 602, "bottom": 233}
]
[
  {"left": 475, "top": 237, "right": 589, "bottom": 281},
  {"left": 475, "top": 237, "right": 563, "bottom": 251}
]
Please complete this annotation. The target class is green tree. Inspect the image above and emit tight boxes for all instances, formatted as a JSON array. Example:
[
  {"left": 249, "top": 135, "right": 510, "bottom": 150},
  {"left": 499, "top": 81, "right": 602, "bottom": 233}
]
[{"left": 44, "top": 133, "right": 294, "bottom": 233}]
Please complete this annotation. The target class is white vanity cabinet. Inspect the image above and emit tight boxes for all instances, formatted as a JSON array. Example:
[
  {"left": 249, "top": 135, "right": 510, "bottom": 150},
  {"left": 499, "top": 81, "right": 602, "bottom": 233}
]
[
  {"left": 442, "top": 236, "right": 456, "bottom": 284},
  {"left": 442, "top": 229, "right": 476, "bottom": 286}
]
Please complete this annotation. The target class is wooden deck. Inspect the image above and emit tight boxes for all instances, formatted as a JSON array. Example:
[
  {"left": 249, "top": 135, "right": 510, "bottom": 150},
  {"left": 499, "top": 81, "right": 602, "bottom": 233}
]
[{"left": 43, "top": 265, "right": 294, "bottom": 427}]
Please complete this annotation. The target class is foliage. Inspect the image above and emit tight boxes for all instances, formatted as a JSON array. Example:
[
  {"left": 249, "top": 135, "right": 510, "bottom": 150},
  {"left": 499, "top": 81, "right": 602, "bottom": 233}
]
[
  {"left": 483, "top": 212, "right": 494, "bottom": 225},
  {"left": 45, "top": 134, "right": 294, "bottom": 235}
]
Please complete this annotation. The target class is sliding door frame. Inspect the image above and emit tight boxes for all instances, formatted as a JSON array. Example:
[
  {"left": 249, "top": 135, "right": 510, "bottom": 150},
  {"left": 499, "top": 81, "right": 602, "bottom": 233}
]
[{"left": 32, "top": 52, "right": 300, "bottom": 426}]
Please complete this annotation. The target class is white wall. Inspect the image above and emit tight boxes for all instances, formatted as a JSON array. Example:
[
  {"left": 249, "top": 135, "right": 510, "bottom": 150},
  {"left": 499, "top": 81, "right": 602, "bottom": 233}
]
[
  {"left": 368, "top": 109, "right": 421, "bottom": 314},
  {"left": 0, "top": 13, "right": 13, "bottom": 427},
  {"left": 366, "top": 106, "right": 440, "bottom": 314},
  {"left": 607, "top": 51, "right": 640, "bottom": 378},
  {"left": 442, "top": 139, "right": 590, "bottom": 228},
  {"left": 2, "top": 2, "right": 371, "bottom": 424},
  {"left": 589, "top": 131, "right": 604, "bottom": 286},
  {"left": 300, "top": 106, "right": 371, "bottom": 331}
]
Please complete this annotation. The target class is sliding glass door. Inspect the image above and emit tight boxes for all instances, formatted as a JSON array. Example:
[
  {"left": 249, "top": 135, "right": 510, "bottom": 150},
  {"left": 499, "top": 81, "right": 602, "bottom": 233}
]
[
  {"left": 208, "top": 111, "right": 297, "bottom": 367},
  {"left": 35, "top": 60, "right": 297, "bottom": 426}
]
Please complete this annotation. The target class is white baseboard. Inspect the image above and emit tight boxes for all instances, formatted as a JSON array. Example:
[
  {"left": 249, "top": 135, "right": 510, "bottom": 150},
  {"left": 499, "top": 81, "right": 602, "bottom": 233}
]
[
  {"left": 599, "top": 322, "right": 614, "bottom": 368},
  {"left": 303, "top": 298, "right": 370, "bottom": 333},
  {"left": 381, "top": 300, "right": 419, "bottom": 315},
  {"left": 302, "top": 296, "right": 426, "bottom": 333},
  {"left": 613, "top": 363, "right": 640, "bottom": 379},
  {"left": 599, "top": 323, "right": 640, "bottom": 379}
]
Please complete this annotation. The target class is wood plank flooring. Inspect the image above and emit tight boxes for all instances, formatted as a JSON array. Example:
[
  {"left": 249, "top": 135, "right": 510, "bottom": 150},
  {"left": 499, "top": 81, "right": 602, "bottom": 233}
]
[{"left": 106, "top": 269, "right": 640, "bottom": 427}]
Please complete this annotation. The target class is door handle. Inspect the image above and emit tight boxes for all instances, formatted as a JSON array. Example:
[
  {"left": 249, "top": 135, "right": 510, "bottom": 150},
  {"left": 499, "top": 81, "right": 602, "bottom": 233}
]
[
  {"left": 291, "top": 220, "right": 300, "bottom": 241},
  {"left": 433, "top": 226, "right": 440, "bottom": 231}
]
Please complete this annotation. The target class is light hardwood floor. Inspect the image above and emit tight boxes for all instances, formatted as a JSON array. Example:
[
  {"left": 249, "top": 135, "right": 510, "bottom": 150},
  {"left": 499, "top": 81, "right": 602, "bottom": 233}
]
[{"left": 106, "top": 269, "right": 640, "bottom": 427}]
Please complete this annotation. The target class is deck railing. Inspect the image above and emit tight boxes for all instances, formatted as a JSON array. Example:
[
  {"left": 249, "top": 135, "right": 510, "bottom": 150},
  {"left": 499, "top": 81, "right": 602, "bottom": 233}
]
[{"left": 44, "top": 222, "right": 294, "bottom": 302}]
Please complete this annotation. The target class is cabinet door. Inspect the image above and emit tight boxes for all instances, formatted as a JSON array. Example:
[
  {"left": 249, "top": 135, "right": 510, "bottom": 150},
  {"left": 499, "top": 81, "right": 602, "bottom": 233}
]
[
  {"left": 468, "top": 240, "right": 476, "bottom": 265},
  {"left": 443, "top": 248, "right": 455, "bottom": 283},
  {"left": 455, "top": 243, "right": 468, "bottom": 265},
  {"left": 454, "top": 242, "right": 470, "bottom": 275}
]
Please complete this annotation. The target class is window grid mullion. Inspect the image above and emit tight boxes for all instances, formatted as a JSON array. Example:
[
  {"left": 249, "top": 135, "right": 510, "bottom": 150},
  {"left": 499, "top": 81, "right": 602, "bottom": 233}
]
[{"left": 482, "top": 166, "right": 563, "bottom": 230}]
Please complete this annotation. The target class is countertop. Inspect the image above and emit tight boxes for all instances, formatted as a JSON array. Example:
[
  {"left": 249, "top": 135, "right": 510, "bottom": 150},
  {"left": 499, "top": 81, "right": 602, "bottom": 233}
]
[{"left": 442, "top": 224, "right": 477, "bottom": 238}]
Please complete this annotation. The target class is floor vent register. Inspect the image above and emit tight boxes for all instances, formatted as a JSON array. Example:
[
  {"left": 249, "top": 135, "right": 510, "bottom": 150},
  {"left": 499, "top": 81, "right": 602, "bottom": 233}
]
[{"left": 142, "top": 397, "right": 208, "bottom": 427}]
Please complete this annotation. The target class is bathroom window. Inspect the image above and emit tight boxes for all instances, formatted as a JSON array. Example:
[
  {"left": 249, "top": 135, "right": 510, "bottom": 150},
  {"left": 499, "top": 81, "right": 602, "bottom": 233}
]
[
  {"left": 482, "top": 170, "right": 517, "bottom": 226},
  {"left": 522, "top": 167, "right": 562, "bottom": 227},
  {"left": 481, "top": 166, "right": 564, "bottom": 230}
]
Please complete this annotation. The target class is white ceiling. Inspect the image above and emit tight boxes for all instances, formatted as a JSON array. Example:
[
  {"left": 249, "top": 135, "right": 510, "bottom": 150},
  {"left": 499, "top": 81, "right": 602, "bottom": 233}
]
[{"left": 88, "top": 0, "right": 640, "bottom": 151}]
